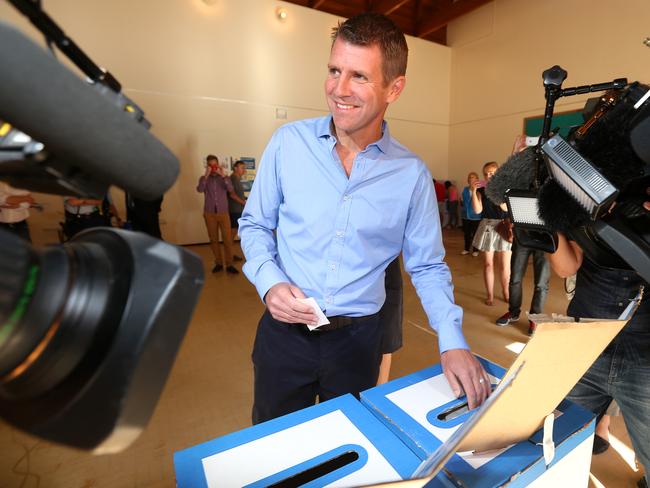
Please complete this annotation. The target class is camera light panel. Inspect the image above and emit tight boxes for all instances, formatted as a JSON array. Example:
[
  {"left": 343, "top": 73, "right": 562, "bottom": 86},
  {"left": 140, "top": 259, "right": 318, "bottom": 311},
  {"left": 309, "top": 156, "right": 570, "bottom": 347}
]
[
  {"left": 542, "top": 135, "right": 618, "bottom": 218},
  {"left": 507, "top": 195, "right": 545, "bottom": 226}
]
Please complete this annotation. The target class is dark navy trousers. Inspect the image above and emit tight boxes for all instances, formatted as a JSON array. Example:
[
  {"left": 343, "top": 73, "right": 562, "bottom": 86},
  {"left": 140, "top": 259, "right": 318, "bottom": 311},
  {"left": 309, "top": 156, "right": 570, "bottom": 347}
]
[{"left": 251, "top": 310, "right": 383, "bottom": 424}]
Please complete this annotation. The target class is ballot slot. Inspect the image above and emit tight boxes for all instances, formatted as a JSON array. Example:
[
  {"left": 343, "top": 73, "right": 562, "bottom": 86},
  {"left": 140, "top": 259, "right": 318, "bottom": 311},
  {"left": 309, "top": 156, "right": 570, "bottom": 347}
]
[
  {"left": 438, "top": 402, "right": 470, "bottom": 422},
  {"left": 266, "top": 450, "right": 360, "bottom": 488},
  {"left": 427, "top": 385, "right": 497, "bottom": 428},
  {"left": 243, "top": 444, "right": 368, "bottom": 488}
]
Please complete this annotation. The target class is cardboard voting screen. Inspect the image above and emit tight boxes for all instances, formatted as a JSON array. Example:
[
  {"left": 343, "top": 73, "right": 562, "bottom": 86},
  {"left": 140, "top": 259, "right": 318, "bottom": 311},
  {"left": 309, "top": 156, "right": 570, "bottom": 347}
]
[
  {"left": 361, "top": 318, "right": 623, "bottom": 488},
  {"left": 456, "top": 317, "right": 626, "bottom": 452}
]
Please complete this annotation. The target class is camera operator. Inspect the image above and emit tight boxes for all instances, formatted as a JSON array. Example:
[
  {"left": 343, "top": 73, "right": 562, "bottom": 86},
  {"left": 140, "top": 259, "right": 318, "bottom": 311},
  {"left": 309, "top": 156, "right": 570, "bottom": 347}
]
[{"left": 547, "top": 187, "right": 650, "bottom": 488}]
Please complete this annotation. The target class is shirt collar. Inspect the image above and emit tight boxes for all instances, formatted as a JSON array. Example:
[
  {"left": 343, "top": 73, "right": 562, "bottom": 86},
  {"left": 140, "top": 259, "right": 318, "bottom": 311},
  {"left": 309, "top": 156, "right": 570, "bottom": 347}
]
[{"left": 317, "top": 116, "right": 391, "bottom": 155}]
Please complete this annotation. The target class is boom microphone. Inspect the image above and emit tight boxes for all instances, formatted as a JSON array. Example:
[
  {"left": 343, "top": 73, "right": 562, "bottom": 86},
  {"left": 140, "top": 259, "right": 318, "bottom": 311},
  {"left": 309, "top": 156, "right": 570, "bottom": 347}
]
[
  {"left": 485, "top": 146, "right": 537, "bottom": 205},
  {"left": 0, "top": 21, "right": 178, "bottom": 200}
]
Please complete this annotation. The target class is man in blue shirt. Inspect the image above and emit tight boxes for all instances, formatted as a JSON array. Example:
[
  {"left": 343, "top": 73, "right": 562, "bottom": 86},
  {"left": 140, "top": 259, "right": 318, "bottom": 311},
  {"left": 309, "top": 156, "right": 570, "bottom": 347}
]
[{"left": 239, "top": 13, "right": 490, "bottom": 424}]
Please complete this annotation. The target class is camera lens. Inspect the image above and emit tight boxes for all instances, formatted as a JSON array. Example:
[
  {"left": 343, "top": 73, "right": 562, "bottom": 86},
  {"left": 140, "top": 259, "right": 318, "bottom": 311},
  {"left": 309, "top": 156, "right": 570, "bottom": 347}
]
[{"left": 0, "top": 228, "right": 131, "bottom": 399}]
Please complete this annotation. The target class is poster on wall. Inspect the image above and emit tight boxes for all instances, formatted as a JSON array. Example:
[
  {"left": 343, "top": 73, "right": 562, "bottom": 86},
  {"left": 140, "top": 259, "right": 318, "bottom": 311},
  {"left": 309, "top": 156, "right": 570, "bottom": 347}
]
[{"left": 220, "top": 155, "right": 233, "bottom": 174}]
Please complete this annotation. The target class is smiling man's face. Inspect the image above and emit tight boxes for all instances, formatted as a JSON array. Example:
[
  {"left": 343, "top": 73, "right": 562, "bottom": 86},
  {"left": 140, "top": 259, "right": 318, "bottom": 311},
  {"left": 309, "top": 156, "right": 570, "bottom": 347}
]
[{"left": 325, "top": 38, "right": 403, "bottom": 144}]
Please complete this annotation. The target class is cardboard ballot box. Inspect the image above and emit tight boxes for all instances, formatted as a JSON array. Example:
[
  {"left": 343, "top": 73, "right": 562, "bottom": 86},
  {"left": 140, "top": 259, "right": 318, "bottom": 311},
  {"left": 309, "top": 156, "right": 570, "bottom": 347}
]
[
  {"left": 174, "top": 393, "right": 421, "bottom": 487},
  {"left": 361, "top": 358, "right": 596, "bottom": 488}
]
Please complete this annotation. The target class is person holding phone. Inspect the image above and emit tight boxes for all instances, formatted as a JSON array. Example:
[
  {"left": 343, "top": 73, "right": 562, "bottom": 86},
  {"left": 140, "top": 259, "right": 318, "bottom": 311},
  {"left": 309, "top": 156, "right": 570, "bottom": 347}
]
[
  {"left": 460, "top": 171, "right": 481, "bottom": 256},
  {"left": 471, "top": 161, "right": 512, "bottom": 306},
  {"left": 197, "top": 155, "right": 245, "bottom": 274}
]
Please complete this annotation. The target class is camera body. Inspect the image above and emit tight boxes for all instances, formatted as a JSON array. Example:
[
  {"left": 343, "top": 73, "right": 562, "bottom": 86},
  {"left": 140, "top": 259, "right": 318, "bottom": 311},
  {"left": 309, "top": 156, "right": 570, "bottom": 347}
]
[
  {"left": 495, "top": 72, "right": 650, "bottom": 282},
  {"left": 537, "top": 82, "right": 650, "bottom": 276},
  {"left": 0, "top": 228, "right": 204, "bottom": 453},
  {"left": 0, "top": 2, "right": 205, "bottom": 452}
]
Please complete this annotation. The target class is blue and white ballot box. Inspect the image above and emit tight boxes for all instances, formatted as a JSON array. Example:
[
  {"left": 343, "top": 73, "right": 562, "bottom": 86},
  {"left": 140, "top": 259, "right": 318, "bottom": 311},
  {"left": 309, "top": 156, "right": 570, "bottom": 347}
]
[
  {"left": 361, "top": 358, "right": 596, "bottom": 488},
  {"left": 174, "top": 394, "right": 421, "bottom": 487}
]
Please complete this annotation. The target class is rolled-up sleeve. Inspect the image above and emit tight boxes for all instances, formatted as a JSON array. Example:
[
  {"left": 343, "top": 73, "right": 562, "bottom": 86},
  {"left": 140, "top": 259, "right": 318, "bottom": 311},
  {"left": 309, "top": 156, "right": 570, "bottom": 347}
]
[
  {"left": 239, "top": 130, "right": 289, "bottom": 301},
  {"left": 402, "top": 168, "right": 469, "bottom": 353}
]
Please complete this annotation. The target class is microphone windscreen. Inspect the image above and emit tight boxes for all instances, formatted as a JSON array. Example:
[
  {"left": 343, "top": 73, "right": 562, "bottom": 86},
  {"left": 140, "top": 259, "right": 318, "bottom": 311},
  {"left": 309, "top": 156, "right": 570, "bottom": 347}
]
[
  {"left": 537, "top": 179, "right": 590, "bottom": 234},
  {"left": 0, "top": 22, "right": 178, "bottom": 200},
  {"left": 485, "top": 147, "right": 537, "bottom": 205}
]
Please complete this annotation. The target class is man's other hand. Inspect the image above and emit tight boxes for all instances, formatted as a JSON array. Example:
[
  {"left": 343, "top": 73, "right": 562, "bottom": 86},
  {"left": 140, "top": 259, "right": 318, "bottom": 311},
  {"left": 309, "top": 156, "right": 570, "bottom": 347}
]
[
  {"left": 441, "top": 349, "right": 491, "bottom": 410},
  {"left": 265, "top": 282, "right": 319, "bottom": 325}
]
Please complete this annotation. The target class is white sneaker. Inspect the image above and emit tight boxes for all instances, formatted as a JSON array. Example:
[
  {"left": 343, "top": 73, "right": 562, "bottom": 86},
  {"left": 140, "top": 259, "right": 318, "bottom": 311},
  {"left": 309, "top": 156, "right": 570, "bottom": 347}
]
[
  {"left": 461, "top": 250, "right": 470, "bottom": 255},
  {"left": 472, "top": 251, "right": 479, "bottom": 257}
]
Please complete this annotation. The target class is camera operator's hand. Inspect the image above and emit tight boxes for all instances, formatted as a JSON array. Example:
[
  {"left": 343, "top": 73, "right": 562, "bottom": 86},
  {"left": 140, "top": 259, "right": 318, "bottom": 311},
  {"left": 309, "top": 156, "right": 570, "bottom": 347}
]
[
  {"left": 264, "top": 282, "right": 318, "bottom": 325},
  {"left": 512, "top": 134, "right": 527, "bottom": 154}
]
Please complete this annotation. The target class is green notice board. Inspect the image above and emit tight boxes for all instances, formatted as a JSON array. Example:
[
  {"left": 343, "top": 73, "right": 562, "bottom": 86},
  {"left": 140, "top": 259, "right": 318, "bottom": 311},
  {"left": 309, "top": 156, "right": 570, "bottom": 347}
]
[{"left": 524, "top": 110, "right": 584, "bottom": 137}]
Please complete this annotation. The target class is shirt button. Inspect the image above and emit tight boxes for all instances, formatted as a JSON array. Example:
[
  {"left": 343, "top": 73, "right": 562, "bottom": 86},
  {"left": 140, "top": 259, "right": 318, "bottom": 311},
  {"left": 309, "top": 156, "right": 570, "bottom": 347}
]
[
  {"left": 336, "top": 231, "right": 344, "bottom": 237},
  {"left": 618, "top": 302, "right": 623, "bottom": 307},
  {"left": 343, "top": 195, "right": 350, "bottom": 201},
  {"left": 329, "top": 263, "right": 336, "bottom": 270},
  {"left": 326, "top": 296, "right": 333, "bottom": 304},
  {"left": 623, "top": 276, "right": 629, "bottom": 281}
]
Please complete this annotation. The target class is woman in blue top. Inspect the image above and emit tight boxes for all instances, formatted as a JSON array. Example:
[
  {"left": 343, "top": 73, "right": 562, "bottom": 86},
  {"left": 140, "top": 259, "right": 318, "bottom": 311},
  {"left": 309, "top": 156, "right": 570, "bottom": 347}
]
[{"left": 461, "top": 171, "right": 481, "bottom": 256}]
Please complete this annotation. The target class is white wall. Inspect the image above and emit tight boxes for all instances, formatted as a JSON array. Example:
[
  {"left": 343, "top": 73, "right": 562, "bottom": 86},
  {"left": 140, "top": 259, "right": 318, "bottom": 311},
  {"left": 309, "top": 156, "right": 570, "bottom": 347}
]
[{"left": 0, "top": 0, "right": 452, "bottom": 245}]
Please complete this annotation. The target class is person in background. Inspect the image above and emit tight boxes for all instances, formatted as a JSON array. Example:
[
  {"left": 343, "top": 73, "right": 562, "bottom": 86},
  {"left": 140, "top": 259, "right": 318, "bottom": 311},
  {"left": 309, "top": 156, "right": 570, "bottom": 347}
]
[
  {"left": 125, "top": 192, "right": 163, "bottom": 239},
  {"left": 433, "top": 178, "right": 449, "bottom": 229},
  {"left": 239, "top": 13, "right": 490, "bottom": 425},
  {"left": 445, "top": 180, "right": 459, "bottom": 229},
  {"left": 376, "top": 257, "right": 403, "bottom": 385},
  {"left": 460, "top": 171, "right": 481, "bottom": 256},
  {"left": 228, "top": 160, "right": 247, "bottom": 262},
  {"left": 0, "top": 181, "right": 34, "bottom": 242},
  {"left": 197, "top": 154, "right": 244, "bottom": 274},
  {"left": 495, "top": 136, "right": 550, "bottom": 334},
  {"left": 63, "top": 193, "right": 120, "bottom": 240},
  {"left": 471, "top": 161, "right": 512, "bottom": 306}
]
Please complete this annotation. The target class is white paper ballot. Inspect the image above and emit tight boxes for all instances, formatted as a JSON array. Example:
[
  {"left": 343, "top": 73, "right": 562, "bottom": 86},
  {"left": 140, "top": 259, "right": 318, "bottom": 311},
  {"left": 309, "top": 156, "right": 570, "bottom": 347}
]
[{"left": 296, "top": 297, "right": 330, "bottom": 330}]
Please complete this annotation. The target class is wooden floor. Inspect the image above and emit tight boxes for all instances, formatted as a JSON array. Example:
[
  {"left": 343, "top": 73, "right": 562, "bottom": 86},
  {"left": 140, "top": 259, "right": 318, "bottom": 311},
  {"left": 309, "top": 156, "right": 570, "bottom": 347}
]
[{"left": 0, "top": 229, "right": 644, "bottom": 487}]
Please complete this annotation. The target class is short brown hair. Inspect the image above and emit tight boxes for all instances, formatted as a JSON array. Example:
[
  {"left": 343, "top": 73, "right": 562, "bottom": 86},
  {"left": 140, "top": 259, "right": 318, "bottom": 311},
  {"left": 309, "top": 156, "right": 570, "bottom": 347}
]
[
  {"left": 206, "top": 154, "right": 219, "bottom": 163},
  {"left": 482, "top": 161, "right": 498, "bottom": 174},
  {"left": 331, "top": 13, "right": 408, "bottom": 86}
]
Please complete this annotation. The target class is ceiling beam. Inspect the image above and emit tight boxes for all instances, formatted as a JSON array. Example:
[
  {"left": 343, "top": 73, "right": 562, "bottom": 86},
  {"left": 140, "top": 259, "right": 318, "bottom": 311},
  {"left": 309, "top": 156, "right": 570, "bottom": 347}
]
[
  {"left": 309, "top": 0, "right": 327, "bottom": 8},
  {"left": 370, "top": 0, "right": 412, "bottom": 15},
  {"left": 412, "top": 0, "right": 423, "bottom": 33},
  {"left": 417, "top": 0, "right": 492, "bottom": 37}
]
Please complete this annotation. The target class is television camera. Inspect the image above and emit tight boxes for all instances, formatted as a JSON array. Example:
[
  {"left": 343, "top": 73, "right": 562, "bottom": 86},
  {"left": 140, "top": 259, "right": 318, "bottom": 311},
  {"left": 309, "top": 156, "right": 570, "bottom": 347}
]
[
  {"left": 0, "top": 0, "right": 204, "bottom": 453},
  {"left": 487, "top": 65, "right": 650, "bottom": 283}
]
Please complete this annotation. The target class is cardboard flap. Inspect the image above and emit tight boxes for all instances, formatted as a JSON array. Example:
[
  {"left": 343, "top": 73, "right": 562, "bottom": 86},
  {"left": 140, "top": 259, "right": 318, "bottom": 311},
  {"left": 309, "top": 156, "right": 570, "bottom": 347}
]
[{"left": 456, "top": 318, "right": 626, "bottom": 452}]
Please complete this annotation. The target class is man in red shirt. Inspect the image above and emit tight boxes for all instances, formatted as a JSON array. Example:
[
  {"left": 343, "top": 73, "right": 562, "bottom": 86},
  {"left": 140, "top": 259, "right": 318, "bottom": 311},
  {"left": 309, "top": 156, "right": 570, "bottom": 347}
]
[{"left": 433, "top": 178, "right": 449, "bottom": 228}]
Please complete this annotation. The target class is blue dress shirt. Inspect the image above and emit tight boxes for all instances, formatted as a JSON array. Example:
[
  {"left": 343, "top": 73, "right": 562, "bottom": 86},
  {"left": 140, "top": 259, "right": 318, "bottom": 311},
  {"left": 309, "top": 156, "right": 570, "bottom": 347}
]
[{"left": 239, "top": 116, "right": 468, "bottom": 353}]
